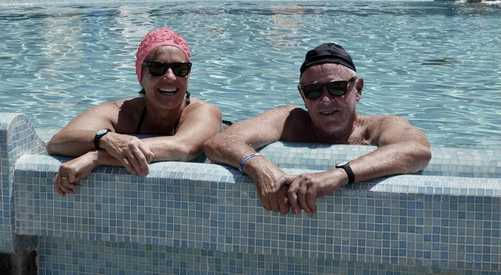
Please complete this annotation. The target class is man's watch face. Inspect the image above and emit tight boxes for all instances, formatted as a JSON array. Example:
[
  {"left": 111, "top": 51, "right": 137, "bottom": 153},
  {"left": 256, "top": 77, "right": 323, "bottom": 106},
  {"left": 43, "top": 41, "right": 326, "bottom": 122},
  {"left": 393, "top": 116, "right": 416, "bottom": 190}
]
[
  {"left": 336, "top": 161, "right": 349, "bottom": 168},
  {"left": 96, "top": 129, "right": 109, "bottom": 136}
]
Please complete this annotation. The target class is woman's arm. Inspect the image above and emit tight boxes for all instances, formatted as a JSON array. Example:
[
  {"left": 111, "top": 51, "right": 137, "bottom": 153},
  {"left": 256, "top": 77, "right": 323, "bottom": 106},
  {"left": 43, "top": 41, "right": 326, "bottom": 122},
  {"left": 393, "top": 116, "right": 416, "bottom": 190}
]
[
  {"left": 141, "top": 100, "right": 222, "bottom": 161},
  {"left": 46, "top": 101, "right": 118, "bottom": 156}
]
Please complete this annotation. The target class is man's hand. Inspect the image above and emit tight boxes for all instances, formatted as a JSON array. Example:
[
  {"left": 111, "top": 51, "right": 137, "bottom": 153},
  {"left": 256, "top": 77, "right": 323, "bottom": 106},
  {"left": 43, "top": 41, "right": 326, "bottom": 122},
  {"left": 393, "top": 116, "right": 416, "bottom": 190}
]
[
  {"left": 100, "top": 132, "right": 154, "bottom": 176},
  {"left": 287, "top": 170, "right": 346, "bottom": 215},
  {"left": 255, "top": 173, "right": 295, "bottom": 214},
  {"left": 54, "top": 151, "right": 98, "bottom": 196}
]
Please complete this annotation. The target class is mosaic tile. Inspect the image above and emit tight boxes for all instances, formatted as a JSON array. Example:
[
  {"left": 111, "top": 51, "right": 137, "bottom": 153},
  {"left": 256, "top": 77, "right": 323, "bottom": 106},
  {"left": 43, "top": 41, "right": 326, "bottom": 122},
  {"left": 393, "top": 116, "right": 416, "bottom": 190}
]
[{"left": 0, "top": 113, "right": 44, "bottom": 252}]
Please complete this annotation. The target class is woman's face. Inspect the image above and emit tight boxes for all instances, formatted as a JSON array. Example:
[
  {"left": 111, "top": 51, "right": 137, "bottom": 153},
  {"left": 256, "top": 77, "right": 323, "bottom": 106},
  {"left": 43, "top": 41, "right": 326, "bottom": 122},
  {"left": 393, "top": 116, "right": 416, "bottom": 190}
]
[{"left": 141, "top": 45, "right": 189, "bottom": 110}]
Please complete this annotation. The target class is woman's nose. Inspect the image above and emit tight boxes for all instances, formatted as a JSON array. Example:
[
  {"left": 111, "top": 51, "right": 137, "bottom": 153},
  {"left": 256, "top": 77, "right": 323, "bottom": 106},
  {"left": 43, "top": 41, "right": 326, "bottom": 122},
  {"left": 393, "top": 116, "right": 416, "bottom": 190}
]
[{"left": 161, "top": 68, "right": 176, "bottom": 80}]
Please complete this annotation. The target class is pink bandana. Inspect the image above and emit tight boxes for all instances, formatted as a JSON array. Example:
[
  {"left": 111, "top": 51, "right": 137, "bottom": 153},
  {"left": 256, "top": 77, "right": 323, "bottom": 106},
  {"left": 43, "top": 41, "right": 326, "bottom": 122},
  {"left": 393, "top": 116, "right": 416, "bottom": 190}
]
[{"left": 135, "top": 27, "right": 191, "bottom": 83}]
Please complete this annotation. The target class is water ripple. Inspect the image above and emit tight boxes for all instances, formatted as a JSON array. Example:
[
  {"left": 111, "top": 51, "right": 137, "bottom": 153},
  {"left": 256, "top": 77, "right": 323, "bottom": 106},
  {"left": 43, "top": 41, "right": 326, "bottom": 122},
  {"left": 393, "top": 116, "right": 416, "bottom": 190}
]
[{"left": 1, "top": 1, "right": 501, "bottom": 148}]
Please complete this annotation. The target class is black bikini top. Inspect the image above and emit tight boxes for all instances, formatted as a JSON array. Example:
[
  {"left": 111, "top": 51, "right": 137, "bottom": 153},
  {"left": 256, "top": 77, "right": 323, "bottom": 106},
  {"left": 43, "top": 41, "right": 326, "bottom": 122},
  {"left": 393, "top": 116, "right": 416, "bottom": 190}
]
[{"left": 136, "top": 91, "right": 191, "bottom": 134}]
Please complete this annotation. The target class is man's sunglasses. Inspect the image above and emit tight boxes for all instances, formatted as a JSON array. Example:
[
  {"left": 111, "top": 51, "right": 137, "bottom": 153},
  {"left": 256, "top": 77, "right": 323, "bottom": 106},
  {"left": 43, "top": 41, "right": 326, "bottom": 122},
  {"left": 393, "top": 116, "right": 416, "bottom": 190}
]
[
  {"left": 298, "top": 77, "right": 356, "bottom": 100},
  {"left": 143, "top": 61, "right": 192, "bottom": 78}
]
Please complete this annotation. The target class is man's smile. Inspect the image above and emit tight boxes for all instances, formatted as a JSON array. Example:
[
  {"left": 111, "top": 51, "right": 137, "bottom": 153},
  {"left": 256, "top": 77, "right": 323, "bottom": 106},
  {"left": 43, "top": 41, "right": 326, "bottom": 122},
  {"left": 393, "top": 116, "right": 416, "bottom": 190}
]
[{"left": 318, "top": 110, "right": 338, "bottom": 116}]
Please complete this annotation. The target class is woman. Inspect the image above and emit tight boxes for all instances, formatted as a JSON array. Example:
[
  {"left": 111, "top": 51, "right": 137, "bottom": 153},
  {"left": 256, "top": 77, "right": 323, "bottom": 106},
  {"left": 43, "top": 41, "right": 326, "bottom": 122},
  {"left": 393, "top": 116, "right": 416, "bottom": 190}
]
[{"left": 47, "top": 27, "right": 221, "bottom": 196}]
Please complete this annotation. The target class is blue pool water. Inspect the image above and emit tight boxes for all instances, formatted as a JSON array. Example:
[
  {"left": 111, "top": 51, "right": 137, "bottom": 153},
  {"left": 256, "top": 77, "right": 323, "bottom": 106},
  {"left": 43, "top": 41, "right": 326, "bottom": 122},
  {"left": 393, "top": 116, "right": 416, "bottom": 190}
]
[{"left": 0, "top": 1, "right": 500, "bottom": 148}]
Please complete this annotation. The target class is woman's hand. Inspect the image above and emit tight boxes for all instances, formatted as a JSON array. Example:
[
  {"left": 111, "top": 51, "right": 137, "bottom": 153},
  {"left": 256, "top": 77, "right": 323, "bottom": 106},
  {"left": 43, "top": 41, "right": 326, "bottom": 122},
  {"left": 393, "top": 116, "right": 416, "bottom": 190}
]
[
  {"left": 54, "top": 151, "right": 99, "bottom": 196},
  {"left": 100, "top": 132, "right": 155, "bottom": 176}
]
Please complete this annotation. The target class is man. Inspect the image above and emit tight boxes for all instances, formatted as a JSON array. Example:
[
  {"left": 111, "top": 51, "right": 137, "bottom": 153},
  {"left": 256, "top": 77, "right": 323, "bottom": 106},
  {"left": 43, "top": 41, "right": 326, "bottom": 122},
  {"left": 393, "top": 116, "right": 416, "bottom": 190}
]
[{"left": 204, "top": 43, "right": 431, "bottom": 215}]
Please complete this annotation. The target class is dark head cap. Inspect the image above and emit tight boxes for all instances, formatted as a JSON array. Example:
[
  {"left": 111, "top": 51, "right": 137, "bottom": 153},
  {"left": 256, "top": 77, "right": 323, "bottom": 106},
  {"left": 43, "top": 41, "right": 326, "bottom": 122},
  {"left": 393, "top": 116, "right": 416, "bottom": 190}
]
[{"left": 300, "top": 43, "right": 356, "bottom": 75}]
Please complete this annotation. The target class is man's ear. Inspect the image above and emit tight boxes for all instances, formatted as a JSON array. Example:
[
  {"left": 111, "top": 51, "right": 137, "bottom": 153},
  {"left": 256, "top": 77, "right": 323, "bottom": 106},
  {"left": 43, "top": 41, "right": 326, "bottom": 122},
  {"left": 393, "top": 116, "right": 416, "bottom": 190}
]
[
  {"left": 298, "top": 87, "right": 305, "bottom": 101},
  {"left": 355, "top": 78, "right": 364, "bottom": 101}
]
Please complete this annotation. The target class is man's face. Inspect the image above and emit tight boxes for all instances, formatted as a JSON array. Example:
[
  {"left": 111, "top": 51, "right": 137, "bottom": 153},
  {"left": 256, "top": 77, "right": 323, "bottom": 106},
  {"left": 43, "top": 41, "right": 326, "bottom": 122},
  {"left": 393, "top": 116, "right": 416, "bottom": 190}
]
[{"left": 299, "top": 63, "right": 361, "bottom": 136}]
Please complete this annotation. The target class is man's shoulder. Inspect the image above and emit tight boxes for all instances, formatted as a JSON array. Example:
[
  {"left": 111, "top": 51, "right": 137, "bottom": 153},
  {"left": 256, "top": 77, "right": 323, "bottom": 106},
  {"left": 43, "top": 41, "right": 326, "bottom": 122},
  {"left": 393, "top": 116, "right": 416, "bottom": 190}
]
[
  {"left": 359, "top": 114, "right": 408, "bottom": 127},
  {"left": 360, "top": 114, "right": 414, "bottom": 139}
]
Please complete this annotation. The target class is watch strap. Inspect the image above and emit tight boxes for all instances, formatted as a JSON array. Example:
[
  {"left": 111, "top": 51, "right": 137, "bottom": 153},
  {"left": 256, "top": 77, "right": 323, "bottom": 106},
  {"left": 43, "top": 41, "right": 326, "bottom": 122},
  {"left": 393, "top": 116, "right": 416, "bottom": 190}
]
[
  {"left": 94, "top": 128, "right": 111, "bottom": 150},
  {"left": 337, "top": 162, "right": 355, "bottom": 185}
]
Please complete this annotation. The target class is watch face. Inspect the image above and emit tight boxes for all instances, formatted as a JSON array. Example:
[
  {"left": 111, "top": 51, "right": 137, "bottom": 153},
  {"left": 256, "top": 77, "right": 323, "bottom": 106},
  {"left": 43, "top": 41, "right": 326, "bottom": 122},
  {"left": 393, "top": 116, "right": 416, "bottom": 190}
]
[
  {"left": 336, "top": 161, "right": 349, "bottom": 167},
  {"left": 96, "top": 129, "right": 109, "bottom": 136}
]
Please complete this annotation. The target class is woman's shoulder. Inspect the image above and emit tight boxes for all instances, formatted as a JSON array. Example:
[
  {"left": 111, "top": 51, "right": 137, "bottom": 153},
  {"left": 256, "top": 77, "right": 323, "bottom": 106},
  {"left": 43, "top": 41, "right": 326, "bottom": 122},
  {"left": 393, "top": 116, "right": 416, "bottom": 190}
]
[
  {"left": 89, "top": 97, "right": 143, "bottom": 111},
  {"left": 99, "top": 97, "right": 145, "bottom": 133}
]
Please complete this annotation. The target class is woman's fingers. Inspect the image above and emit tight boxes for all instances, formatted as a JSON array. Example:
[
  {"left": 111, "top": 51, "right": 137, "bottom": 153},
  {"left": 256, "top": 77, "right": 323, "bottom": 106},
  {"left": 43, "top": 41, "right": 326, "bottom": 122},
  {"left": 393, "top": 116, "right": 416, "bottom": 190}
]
[
  {"left": 124, "top": 149, "right": 142, "bottom": 175},
  {"left": 138, "top": 143, "right": 155, "bottom": 163},
  {"left": 130, "top": 144, "right": 149, "bottom": 175}
]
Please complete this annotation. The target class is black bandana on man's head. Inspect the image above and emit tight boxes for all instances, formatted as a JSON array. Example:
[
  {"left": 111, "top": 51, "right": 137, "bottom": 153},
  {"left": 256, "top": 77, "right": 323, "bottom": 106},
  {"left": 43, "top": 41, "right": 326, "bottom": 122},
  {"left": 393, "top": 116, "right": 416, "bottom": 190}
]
[{"left": 300, "top": 43, "right": 356, "bottom": 75}]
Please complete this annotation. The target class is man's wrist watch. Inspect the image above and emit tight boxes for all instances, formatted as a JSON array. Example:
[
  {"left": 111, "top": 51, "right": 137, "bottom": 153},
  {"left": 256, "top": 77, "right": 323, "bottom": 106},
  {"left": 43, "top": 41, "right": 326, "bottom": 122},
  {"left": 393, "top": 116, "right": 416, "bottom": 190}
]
[
  {"left": 94, "top": 128, "right": 111, "bottom": 150},
  {"left": 335, "top": 161, "right": 355, "bottom": 186}
]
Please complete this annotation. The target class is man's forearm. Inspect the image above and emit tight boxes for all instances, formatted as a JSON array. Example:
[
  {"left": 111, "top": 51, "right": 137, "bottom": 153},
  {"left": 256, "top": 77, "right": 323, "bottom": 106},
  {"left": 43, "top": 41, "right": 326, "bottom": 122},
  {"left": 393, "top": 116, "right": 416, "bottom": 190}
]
[
  {"left": 349, "top": 142, "right": 431, "bottom": 183},
  {"left": 204, "top": 134, "right": 260, "bottom": 169}
]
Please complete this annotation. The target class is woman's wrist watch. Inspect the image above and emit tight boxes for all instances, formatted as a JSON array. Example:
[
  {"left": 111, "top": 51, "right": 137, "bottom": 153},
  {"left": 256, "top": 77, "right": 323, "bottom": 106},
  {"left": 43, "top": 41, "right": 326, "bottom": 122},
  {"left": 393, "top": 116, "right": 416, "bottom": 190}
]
[
  {"left": 94, "top": 128, "right": 111, "bottom": 150},
  {"left": 335, "top": 161, "right": 355, "bottom": 186}
]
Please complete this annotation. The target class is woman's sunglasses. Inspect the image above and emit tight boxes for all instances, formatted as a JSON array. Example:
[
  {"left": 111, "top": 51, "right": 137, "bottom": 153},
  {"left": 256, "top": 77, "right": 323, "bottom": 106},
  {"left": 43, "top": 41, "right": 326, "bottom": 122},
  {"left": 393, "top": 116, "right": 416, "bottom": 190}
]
[
  {"left": 143, "top": 61, "right": 192, "bottom": 78},
  {"left": 298, "top": 77, "right": 356, "bottom": 100}
]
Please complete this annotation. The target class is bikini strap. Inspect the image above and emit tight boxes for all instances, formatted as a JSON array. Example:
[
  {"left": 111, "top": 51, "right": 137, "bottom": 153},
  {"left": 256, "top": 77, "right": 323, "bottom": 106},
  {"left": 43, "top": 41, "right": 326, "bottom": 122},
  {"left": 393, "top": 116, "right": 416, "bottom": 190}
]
[
  {"left": 136, "top": 106, "right": 146, "bottom": 133},
  {"left": 137, "top": 91, "right": 189, "bottom": 134}
]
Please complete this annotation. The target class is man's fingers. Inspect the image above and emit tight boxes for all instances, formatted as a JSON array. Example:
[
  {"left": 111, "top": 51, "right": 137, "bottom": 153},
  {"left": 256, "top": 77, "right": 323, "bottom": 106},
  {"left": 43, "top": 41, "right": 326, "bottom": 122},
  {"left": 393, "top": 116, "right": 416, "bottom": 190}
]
[
  {"left": 297, "top": 183, "right": 312, "bottom": 214},
  {"left": 287, "top": 180, "right": 301, "bottom": 214},
  {"left": 306, "top": 189, "right": 317, "bottom": 214},
  {"left": 278, "top": 187, "right": 290, "bottom": 215}
]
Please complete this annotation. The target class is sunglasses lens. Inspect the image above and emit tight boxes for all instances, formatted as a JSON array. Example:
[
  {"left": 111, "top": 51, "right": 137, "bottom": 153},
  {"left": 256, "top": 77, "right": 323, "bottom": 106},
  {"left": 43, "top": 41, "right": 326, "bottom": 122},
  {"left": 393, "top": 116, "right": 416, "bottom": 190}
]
[
  {"left": 302, "top": 85, "right": 323, "bottom": 100},
  {"left": 326, "top": 81, "right": 348, "bottom": 96},
  {"left": 171, "top": 63, "right": 191, "bottom": 77},
  {"left": 147, "top": 62, "right": 167, "bottom": 77},
  {"left": 145, "top": 62, "right": 191, "bottom": 77}
]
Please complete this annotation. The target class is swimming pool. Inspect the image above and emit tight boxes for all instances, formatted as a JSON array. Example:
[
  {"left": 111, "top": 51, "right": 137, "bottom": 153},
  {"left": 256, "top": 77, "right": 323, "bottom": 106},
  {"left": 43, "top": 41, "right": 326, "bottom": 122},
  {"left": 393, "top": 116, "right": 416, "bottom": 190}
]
[{"left": 0, "top": 0, "right": 500, "bottom": 148}]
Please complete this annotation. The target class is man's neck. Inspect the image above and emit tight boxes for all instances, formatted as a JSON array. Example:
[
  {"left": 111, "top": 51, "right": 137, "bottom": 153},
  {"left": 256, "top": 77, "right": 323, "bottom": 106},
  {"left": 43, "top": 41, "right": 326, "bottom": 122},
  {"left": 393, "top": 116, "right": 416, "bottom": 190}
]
[{"left": 311, "top": 114, "right": 358, "bottom": 144}]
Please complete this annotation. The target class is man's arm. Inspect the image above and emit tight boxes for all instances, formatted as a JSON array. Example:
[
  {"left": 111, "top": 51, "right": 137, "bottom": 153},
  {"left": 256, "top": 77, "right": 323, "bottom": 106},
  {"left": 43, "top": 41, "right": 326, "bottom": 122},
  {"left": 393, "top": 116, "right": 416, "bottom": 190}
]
[
  {"left": 349, "top": 116, "right": 431, "bottom": 182},
  {"left": 204, "top": 106, "right": 297, "bottom": 213},
  {"left": 287, "top": 115, "right": 431, "bottom": 215}
]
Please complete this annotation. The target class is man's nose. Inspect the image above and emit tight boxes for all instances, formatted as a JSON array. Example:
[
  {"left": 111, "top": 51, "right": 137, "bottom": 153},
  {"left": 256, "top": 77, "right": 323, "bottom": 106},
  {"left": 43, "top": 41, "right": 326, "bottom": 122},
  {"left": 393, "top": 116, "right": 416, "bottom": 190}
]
[{"left": 319, "top": 88, "right": 333, "bottom": 102}]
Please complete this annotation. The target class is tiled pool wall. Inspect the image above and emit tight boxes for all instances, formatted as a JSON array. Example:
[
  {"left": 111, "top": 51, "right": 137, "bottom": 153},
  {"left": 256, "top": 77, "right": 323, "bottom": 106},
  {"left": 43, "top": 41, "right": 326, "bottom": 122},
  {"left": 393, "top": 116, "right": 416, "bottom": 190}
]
[
  {"left": 1, "top": 112, "right": 501, "bottom": 274},
  {"left": 0, "top": 114, "right": 44, "bottom": 253}
]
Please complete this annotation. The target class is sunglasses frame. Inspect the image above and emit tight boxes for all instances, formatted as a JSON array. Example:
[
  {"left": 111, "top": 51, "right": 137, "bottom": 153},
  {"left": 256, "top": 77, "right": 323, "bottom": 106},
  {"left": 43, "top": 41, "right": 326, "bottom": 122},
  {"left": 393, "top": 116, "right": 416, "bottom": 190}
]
[
  {"left": 143, "top": 61, "right": 192, "bottom": 78},
  {"left": 298, "top": 77, "right": 356, "bottom": 100}
]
